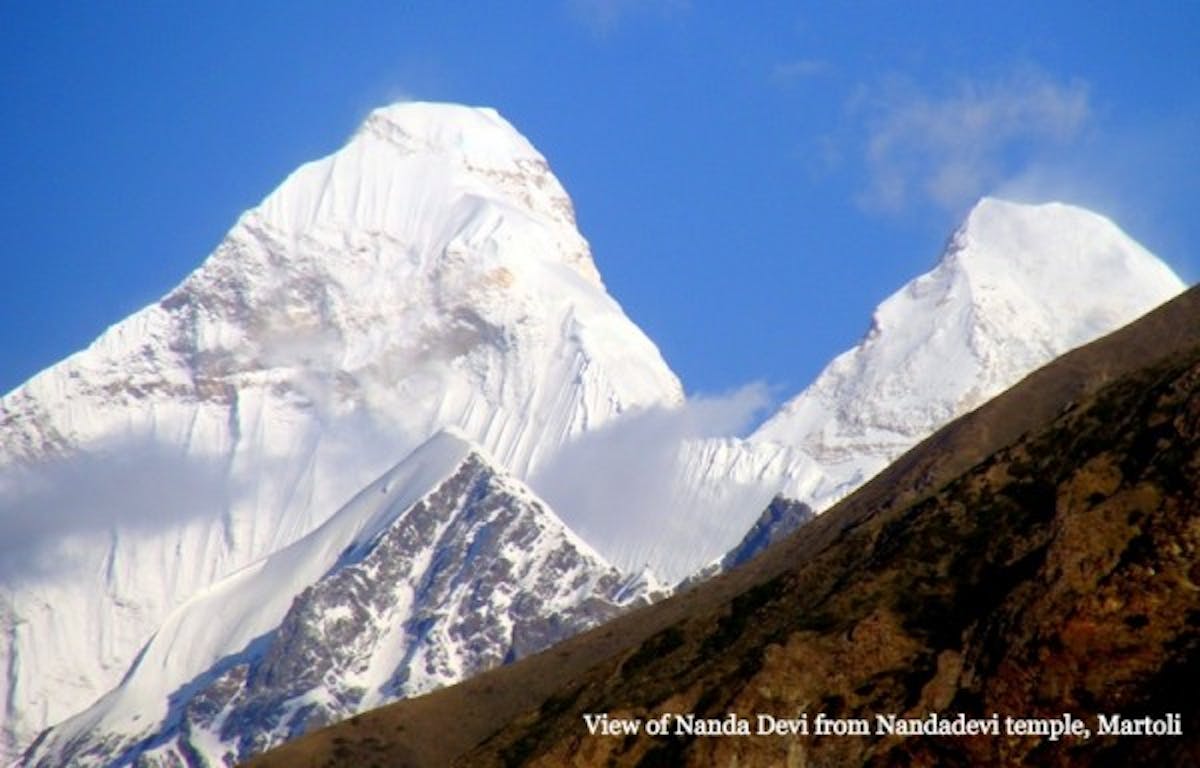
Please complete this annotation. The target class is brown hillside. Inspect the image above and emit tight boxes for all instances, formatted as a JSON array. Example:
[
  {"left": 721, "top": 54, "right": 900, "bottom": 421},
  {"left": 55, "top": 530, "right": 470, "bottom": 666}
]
[{"left": 243, "top": 286, "right": 1200, "bottom": 768}]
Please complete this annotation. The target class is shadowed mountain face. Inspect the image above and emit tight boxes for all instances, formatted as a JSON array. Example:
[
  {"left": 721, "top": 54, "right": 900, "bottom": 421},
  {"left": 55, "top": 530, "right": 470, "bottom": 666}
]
[{"left": 242, "top": 287, "right": 1200, "bottom": 768}]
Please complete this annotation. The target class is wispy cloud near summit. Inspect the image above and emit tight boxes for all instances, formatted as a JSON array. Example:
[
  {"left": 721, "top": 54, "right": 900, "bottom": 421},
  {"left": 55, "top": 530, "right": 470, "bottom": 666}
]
[
  {"left": 566, "top": 0, "right": 690, "bottom": 36},
  {"left": 855, "top": 67, "right": 1091, "bottom": 213}
]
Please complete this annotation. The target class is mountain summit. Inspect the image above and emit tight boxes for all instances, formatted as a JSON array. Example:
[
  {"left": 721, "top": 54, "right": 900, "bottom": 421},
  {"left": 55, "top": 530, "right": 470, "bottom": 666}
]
[
  {"left": 753, "top": 197, "right": 1185, "bottom": 508},
  {"left": 0, "top": 102, "right": 681, "bottom": 760}
]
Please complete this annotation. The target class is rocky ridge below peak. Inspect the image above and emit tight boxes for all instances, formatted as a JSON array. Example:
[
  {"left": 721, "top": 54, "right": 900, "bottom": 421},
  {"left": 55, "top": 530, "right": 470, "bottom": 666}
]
[{"left": 25, "top": 433, "right": 652, "bottom": 768}]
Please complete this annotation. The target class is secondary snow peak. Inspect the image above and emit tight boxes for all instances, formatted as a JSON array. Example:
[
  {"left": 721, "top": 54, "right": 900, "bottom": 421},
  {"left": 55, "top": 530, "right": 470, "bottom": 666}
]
[
  {"left": 751, "top": 197, "right": 1185, "bottom": 511},
  {"left": 528, "top": 197, "right": 1187, "bottom": 585},
  {"left": 948, "top": 197, "right": 1183, "bottom": 300}
]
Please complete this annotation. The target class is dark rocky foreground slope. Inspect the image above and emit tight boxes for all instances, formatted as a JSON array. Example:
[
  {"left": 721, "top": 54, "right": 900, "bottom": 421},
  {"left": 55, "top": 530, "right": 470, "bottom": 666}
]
[{"left": 244, "top": 286, "right": 1200, "bottom": 768}]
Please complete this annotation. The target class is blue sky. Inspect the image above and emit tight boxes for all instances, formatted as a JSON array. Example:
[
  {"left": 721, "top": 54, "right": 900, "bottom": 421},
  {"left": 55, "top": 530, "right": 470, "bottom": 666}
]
[{"left": 2, "top": 2, "right": 1198, "bottom": 402}]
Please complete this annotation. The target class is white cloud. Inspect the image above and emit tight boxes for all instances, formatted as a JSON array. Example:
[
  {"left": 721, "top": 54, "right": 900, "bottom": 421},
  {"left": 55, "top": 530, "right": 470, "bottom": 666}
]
[
  {"left": 856, "top": 68, "right": 1091, "bottom": 212},
  {"left": 529, "top": 382, "right": 772, "bottom": 572},
  {"left": 566, "top": 0, "right": 690, "bottom": 36},
  {"left": 773, "top": 59, "right": 829, "bottom": 84},
  {"left": 0, "top": 405, "right": 414, "bottom": 583},
  {"left": 0, "top": 438, "right": 231, "bottom": 580}
]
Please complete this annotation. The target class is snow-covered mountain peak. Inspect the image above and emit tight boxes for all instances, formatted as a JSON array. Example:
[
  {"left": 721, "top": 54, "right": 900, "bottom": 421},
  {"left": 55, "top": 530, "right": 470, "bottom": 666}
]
[
  {"left": 752, "top": 197, "right": 1185, "bottom": 508},
  {"left": 357, "top": 102, "right": 544, "bottom": 169},
  {"left": 4, "top": 100, "right": 681, "bottom": 473},
  {"left": 251, "top": 100, "right": 593, "bottom": 281},
  {"left": 942, "top": 197, "right": 1182, "bottom": 313},
  {"left": 0, "top": 101, "right": 681, "bottom": 761}
]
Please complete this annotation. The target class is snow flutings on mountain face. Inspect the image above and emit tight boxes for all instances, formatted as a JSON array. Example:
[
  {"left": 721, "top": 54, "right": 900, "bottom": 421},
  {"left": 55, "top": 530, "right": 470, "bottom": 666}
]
[
  {"left": 0, "top": 102, "right": 681, "bottom": 761},
  {"left": 24, "top": 432, "right": 653, "bottom": 768}
]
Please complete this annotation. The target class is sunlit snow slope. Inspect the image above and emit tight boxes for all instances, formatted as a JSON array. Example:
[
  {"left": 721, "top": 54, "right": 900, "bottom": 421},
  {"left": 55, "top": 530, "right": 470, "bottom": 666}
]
[
  {"left": 754, "top": 197, "right": 1186, "bottom": 507},
  {"left": 580, "top": 198, "right": 1186, "bottom": 582},
  {"left": 0, "top": 102, "right": 682, "bottom": 760}
]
